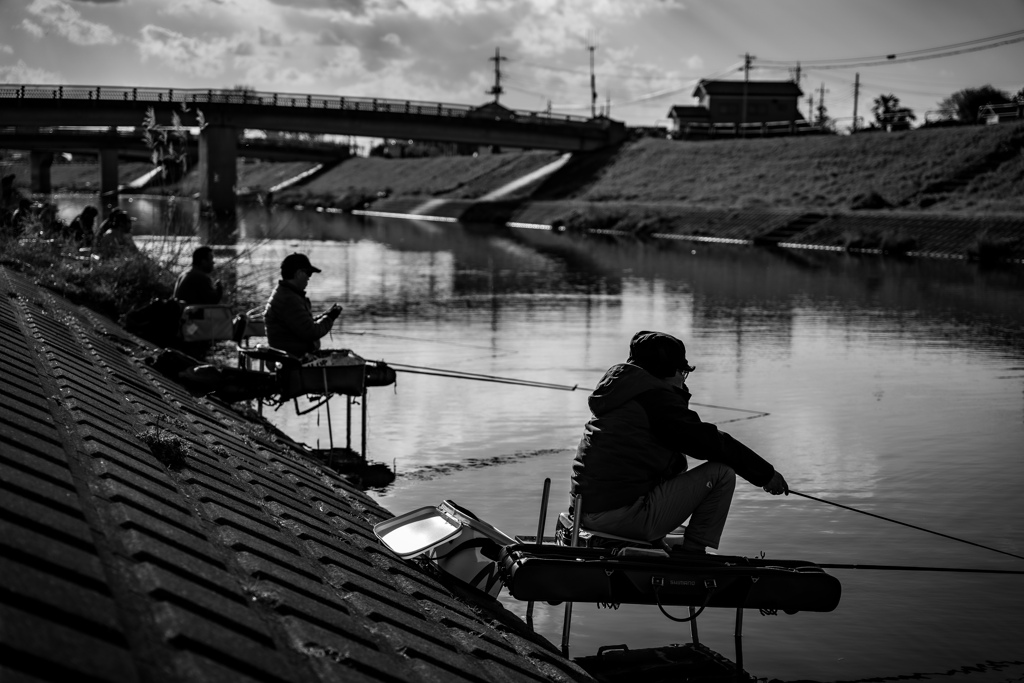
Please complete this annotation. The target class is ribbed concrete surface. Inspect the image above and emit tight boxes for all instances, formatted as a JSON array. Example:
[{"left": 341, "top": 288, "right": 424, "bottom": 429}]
[{"left": 0, "top": 266, "right": 588, "bottom": 683}]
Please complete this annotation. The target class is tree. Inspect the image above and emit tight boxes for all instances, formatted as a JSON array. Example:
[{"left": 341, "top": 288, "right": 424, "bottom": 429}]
[
  {"left": 871, "top": 94, "right": 916, "bottom": 130},
  {"left": 1014, "top": 87, "right": 1024, "bottom": 104},
  {"left": 937, "top": 85, "right": 1011, "bottom": 124}
]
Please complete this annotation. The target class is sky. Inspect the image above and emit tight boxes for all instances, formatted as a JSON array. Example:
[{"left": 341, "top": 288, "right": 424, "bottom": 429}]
[{"left": 1, "top": 0, "right": 1022, "bottom": 131}]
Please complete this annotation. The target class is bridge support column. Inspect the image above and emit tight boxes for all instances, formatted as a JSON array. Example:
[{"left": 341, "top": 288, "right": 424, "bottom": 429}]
[
  {"left": 99, "top": 148, "right": 119, "bottom": 216},
  {"left": 199, "top": 124, "right": 237, "bottom": 243},
  {"left": 29, "top": 151, "right": 53, "bottom": 195}
]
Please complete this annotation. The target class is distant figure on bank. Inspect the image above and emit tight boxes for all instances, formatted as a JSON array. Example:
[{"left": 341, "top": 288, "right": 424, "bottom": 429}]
[
  {"left": 66, "top": 205, "right": 99, "bottom": 247},
  {"left": 10, "top": 199, "right": 32, "bottom": 235},
  {"left": 264, "top": 253, "right": 342, "bottom": 358},
  {"left": 95, "top": 209, "right": 139, "bottom": 258},
  {"left": 174, "top": 246, "right": 224, "bottom": 305}
]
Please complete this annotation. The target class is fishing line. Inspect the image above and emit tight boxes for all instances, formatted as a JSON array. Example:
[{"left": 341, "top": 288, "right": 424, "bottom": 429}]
[
  {"left": 791, "top": 490, "right": 1024, "bottom": 562},
  {"left": 814, "top": 563, "right": 1024, "bottom": 576},
  {"left": 389, "top": 362, "right": 770, "bottom": 417}
]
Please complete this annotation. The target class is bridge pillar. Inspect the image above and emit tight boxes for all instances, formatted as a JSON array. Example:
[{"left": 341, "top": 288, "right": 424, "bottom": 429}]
[
  {"left": 29, "top": 151, "right": 53, "bottom": 195},
  {"left": 199, "top": 124, "right": 237, "bottom": 240},
  {"left": 99, "top": 148, "right": 119, "bottom": 216}
]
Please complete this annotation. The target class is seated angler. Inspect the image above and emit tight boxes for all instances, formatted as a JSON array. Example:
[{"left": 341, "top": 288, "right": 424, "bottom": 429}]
[
  {"left": 174, "top": 246, "right": 224, "bottom": 305},
  {"left": 263, "top": 253, "right": 342, "bottom": 359},
  {"left": 571, "top": 330, "right": 789, "bottom": 554}
]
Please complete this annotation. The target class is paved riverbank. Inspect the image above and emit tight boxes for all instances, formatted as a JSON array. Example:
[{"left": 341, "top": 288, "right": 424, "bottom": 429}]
[{"left": 0, "top": 265, "right": 590, "bottom": 683}]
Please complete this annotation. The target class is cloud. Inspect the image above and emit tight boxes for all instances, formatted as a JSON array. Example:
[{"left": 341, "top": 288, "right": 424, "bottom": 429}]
[
  {"left": 20, "top": 20, "right": 46, "bottom": 38},
  {"left": 137, "top": 25, "right": 231, "bottom": 78},
  {"left": 686, "top": 54, "right": 703, "bottom": 70},
  {"left": 27, "top": 0, "right": 120, "bottom": 45},
  {"left": 0, "top": 60, "right": 65, "bottom": 84},
  {"left": 0, "top": 44, "right": 13, "bottom": 55}
]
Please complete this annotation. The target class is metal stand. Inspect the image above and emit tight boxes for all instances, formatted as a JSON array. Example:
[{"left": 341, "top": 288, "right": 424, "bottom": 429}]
[
  {"left": 560, "top": 494, "right": 584, "bottom": 657},
  {"left": 526, "top": 478, "right": 551, "bottom": 631}
]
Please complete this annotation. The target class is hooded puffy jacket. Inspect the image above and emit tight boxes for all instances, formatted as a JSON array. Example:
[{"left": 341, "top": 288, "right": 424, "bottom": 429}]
[
  {"left": 571, "top": 363, "right": 775, "bottom": 513},
  {"left": 264, "top": 280, "right": 335, "bottom": 357}
]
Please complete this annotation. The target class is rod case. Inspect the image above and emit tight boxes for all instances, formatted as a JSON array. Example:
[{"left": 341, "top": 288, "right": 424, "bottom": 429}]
[{"left": 499, "top": 544, "right": 841, "bottom": 614}]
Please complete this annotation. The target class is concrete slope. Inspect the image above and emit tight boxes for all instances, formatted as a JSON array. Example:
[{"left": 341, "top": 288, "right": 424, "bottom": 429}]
[{"left": 0, "top": 266, "right": 589, "bottom": 683}]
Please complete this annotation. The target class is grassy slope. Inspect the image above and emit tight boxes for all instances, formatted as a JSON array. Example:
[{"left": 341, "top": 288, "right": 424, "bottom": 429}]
[
  {"left": 574, "top": 123, "right": 1024, "bottom": 214},
  {"left": 300, "top": 150, "right": 564, "bottom": 198}
]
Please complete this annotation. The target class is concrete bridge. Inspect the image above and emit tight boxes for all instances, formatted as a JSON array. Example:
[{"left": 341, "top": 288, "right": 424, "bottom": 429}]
[{"left": 0, "top": 84, "right": 626, "bottom": 217}]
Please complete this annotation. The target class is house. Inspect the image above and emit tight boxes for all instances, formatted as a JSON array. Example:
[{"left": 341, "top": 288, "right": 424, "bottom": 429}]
[
  {"left": 694, "top": 79, "right": 804, "bottom": 125},
  {"left": 668, "top": 79, "right": 805, "bottom": 135}
]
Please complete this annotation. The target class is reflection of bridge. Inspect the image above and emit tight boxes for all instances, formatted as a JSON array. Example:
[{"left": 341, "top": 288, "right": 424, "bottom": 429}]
[{"left": 0, "top": 84, "right": 627, "bottom": 217}]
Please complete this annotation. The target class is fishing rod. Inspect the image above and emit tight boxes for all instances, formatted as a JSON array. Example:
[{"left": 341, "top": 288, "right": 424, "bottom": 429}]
[
  {"left": 814, "top": 563, "right": 1024, "bottom": 576},
  {"left": 388, "top": 362, "right": 771, "bottom": 417},
  {"left": 791, "top": 490, "right": 1024, "bottom": 563}
]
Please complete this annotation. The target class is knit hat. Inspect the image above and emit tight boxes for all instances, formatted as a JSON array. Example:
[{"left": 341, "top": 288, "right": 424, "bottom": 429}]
[{"left": 627, "top": 330, "right": 694, "bottom": 378}]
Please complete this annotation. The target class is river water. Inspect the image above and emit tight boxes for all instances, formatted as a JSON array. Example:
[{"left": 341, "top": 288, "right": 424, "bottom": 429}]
[{"left": 64, "top": 196, "right": 1024, "bottom": 681}]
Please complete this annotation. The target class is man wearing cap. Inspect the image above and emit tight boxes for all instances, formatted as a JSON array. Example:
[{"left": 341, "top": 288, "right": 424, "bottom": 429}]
[
  {"left": 571, "top": 330, "right": 789, "bottom": 554},
  {"left": 264, "top": 253, "right": 342, "bottom": 358}
]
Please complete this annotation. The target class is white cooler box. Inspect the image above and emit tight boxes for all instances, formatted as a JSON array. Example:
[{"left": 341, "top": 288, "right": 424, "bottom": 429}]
[{"left": 373, "top": 500, "right": 515, "bottom": 598}]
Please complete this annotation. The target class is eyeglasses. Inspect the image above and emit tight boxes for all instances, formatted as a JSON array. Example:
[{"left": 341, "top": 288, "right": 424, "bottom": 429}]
[{"left": 679, "top": 364, "right": 696, "bottom": 382}]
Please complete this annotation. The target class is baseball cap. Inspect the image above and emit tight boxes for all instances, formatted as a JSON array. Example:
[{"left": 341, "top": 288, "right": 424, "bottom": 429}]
[
  {"left": 281, "top": 253, "right": 322, "bottom": 277},
  {"left": 627, "top": 330, "right": 694, "bottom": 378}
]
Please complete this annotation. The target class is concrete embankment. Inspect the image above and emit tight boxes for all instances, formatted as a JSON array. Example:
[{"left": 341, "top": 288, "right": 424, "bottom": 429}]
[{"left": 0, "top": 265, "right": 590, "bottom": 682}]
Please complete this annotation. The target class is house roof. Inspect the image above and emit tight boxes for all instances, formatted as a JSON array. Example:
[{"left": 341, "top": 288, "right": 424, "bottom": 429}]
[
  {"left": 693, "top": 79, "right": 804, "bottom": 98},
  {"left": 0, "top": 266, "right": 589, "bottom": 683},
  {"left": 667, "top": 105, "right": 709, "bottom": 119}
]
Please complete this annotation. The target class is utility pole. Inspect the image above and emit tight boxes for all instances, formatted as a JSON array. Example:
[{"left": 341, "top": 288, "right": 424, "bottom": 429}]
[
  {"left": 486, "top": 47, "right": 507, "bottom": 104},
  {"left": 741, "top": 52, "right": 755, "bottom": 126},
  {"left": 817, "top": 82, "right": 828, "bottom": 126},
  {"left": 792, "top": 61, "right": 801, "bottom": 84},
  {"left": 808, "top": 95, "right": 814, "bottom": 123},
  {"left": 589, "top": 44, "right": 597, "bottom": 119},
  {"left": 852, "top": 73, "right": 860, "bottom": 133}
]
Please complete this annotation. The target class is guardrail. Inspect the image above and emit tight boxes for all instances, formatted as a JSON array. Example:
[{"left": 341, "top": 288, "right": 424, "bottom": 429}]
[
  {"left": 672, "top": 119, "right": 829, "bottom": 138},
  {"left": 0, "top": 84, "right": 596, "bottom": 127},
  {"left": 978, "top": 102, "right": 1023, "bottom": 122}
]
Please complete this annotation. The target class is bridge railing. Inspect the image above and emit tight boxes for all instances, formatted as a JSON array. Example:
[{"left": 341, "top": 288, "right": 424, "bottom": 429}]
[{"left": 0, "top": 84, "right": 597, "bottom": 127}]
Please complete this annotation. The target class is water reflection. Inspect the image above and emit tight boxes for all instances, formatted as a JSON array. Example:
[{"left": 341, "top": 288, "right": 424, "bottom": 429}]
[{"left": 48, "top": 193, "right": 1024, "bottom": 682}]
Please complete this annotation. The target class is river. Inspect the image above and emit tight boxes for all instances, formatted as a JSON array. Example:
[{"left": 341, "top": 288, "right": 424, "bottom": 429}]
[{"left": 61, "top": 195, "right": 1024, "bottom": 681}]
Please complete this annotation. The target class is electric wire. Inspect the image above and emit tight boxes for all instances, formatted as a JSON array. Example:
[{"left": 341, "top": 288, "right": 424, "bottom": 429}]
[{"left": 759, "top": 28, "right": 1024, "bottom": 67}]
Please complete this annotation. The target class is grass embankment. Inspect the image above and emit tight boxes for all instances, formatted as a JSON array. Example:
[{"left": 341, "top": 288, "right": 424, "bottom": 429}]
[{"left": 565, "top": 123, "right": 1024, "bottom": 214}]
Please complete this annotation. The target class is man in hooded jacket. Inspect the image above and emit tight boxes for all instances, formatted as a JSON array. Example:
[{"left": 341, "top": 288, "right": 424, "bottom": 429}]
[{"left": 571, "top": 330, "right": 789, "bottom": 554}]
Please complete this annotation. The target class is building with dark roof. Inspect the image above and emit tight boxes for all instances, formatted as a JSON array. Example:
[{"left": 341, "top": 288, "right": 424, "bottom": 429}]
[
  {"left": 0, "top": 265, "right": 591, "bottom": 683},
  {"left": 668, "top": 79, "right": 806, "bottom": 136}
]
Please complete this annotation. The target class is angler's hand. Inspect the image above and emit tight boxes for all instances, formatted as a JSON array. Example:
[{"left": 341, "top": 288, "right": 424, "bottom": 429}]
[
  {"left": 763, "top": 471, "right": 789, "bottom": 496},
  {"left": 327, "top": 304, "right": 343, "bottom": 320}
]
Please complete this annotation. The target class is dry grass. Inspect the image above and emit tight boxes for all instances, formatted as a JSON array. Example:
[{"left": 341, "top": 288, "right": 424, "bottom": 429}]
[{"left": 576, "top": 123, "right": 1024, "bottom": 214}]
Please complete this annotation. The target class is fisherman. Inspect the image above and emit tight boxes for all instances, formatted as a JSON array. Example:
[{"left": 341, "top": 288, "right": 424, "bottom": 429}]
[
  {"left": 173, "top": 246, "right": 224, "bottom": 305},
  {"left": 95, "top": 209, "right": 138, "bottom": 258},
  {"left": 571, "top": 330, "right": 789, "bottom": 555},
  {"left": 263, "top": 253, "right": 342, "bottom": 358},
  {"left": 66, "top": 205, "right": 99, "bottom": 247}
]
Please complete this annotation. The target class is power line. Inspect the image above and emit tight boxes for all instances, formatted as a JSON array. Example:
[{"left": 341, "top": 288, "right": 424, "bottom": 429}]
[{"left": 760, "top": 29, "right": 1024, "bottom": 71}]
